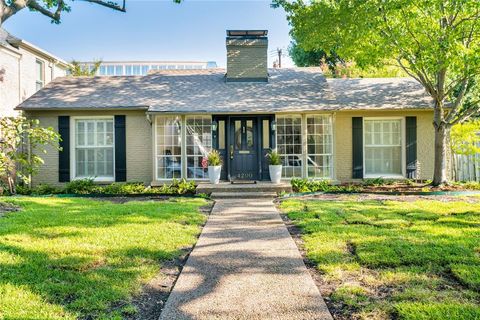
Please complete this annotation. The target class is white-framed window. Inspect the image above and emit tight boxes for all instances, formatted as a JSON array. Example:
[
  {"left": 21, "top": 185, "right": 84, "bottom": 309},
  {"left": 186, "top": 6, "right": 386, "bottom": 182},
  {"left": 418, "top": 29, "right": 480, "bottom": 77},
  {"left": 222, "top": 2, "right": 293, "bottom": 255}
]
[
  {"left": 73, "top": 118, "right": 115, "bottom": 181},
  {"left": 156, "top": 116, "right": 182, "bottom": 180},
  {"left": 186, "top": 116, "right": 212, "bottom": 179},
  {"left": 364, "top": 118, "right": 404, "bottom": 178},
  {"left": 307, "top": 115, "right": 333, "bottom": 179},
  {"left": 35, "top": 59, "right": 44, "bottom": 91},
  {"left": 276, "top": 115, "right": 302, "bottom": 178}
]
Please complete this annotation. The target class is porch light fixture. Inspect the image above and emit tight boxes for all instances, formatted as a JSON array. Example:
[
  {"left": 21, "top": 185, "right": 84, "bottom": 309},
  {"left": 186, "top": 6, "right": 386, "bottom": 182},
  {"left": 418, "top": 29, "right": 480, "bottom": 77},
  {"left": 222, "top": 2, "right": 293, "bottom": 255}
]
[
  {"left": 270, "top": 120, "right": 276, "bottom": 132},
  {"left": 212, "top": 120, "right": 218, "bottom": 132}
]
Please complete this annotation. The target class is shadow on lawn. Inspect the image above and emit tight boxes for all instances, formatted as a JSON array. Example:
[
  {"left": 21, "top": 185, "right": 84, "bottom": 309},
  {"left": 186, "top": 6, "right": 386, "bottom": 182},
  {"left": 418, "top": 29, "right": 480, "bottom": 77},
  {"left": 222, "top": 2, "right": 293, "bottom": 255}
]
[
  {"left": 0, "top": 241, "right": 183, "bottom": 318},
  {"left": 0, "top": 197, "right": 207, "bottom": 318}
]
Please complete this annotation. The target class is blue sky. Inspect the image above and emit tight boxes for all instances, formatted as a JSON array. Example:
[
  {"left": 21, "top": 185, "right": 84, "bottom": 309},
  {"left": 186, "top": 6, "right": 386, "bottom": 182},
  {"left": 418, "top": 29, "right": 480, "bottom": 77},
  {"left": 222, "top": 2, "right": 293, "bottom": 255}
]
[{"left": 3, "top": 0, "right": 294, "bottom": 67}]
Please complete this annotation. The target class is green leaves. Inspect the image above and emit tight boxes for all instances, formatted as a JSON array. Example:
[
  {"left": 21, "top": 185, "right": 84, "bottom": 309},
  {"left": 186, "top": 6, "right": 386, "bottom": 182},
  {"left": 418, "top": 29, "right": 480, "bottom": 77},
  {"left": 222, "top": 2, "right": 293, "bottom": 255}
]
[{"left": 0, "top": 116, "right": 60, "bottom": 193}]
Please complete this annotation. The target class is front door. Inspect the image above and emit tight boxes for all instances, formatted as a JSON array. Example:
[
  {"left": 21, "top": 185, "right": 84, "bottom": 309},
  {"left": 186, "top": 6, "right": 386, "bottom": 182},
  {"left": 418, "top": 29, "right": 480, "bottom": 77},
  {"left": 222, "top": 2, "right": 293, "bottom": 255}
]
[{"left": 229, "top": 117, "right": 258, "bottom": 181}]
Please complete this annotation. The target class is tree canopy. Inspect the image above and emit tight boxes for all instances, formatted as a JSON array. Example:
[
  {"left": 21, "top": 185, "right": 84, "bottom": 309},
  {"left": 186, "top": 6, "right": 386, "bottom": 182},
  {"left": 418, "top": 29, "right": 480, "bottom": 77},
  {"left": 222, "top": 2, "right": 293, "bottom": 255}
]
[{"left": 276, "top": 0, "right": 480, "bottom": 185}]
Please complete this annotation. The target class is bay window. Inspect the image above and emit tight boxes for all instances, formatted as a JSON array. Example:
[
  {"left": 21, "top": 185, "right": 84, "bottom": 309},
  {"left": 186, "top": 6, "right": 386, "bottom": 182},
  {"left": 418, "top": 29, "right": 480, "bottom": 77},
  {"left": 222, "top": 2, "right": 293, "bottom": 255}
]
[
  {"left": 74, "top": 118, "right": 114, "bottom": 180},
  {"left": 307, "top": 115, "right": 333, "bottom": 179},
  {"left": 364, "top": 118, "right": 403, "bottom": 177},
  {"left": 186, "top": 116, "right": 212, "bottom": 179},
  {"left": 276, "top": 115, "right": 302, "bottom": 178},
  {"left": 156, "top": 116, "right": 182, "bottom": 180}
]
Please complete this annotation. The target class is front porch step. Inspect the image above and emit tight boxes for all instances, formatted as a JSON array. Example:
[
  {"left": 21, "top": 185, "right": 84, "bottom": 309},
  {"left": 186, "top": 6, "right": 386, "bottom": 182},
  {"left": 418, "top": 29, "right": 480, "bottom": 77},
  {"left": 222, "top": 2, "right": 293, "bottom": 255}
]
[
  {"left": 210, "top": 191, "right": 278, "bottom": 199},
  {"left": 196, "top": 181, "right": 292, "bottom": 195}
]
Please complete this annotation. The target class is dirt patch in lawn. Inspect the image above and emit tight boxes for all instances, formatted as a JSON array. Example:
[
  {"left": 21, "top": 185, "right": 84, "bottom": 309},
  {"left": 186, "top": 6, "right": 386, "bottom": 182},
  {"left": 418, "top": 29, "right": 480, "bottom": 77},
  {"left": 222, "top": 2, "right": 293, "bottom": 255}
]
[
  {"left": 0, "top": 202, "right": 20, "bottom": 216},
  {"left": 126, "top": 199, "right": 214, "bottom": 320}
]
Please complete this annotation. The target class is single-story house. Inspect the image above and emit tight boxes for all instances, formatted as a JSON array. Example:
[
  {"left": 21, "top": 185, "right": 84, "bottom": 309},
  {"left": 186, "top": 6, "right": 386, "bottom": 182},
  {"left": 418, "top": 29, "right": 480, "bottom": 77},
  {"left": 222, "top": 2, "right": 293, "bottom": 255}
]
[{"left": 16, "top": 30, "right": 435, "bottom": 186}]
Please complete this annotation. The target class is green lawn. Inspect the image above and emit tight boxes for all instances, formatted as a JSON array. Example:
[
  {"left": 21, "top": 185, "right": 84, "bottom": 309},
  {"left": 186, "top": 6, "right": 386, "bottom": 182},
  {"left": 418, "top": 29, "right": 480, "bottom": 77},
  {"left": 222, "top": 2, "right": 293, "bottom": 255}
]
[
  {"left": 0, "top": 197, "right": 208, "bottom": 319},
  {"left": 280, "top": 198, "right": 480, "bottom": 320}
]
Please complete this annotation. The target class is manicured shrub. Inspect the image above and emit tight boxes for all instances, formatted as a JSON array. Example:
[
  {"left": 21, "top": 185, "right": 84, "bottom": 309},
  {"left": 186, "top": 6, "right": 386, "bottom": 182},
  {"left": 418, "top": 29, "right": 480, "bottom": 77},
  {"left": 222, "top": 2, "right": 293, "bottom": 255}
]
[
  {"left": 65, "top": 178, "right": 99, "bottom": 194},
  {"left": 11, "top": 179, "right": 197, "bottom": 197},
  {"left": 290, "top": 178, "right": 361, "bottom": 193},
  {"left": 102, "top": 182, "right": 145, "bottom": 195}
]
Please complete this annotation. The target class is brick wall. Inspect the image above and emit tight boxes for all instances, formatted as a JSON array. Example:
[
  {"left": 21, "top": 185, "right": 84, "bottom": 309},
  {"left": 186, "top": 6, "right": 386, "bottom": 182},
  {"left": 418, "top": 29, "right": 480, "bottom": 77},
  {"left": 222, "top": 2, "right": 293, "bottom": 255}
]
[
  {"left": 334, "top": 110, "right": 435, "bottom": 181},
  {"left": 0, "top": 44, "right": 67, "bottom": 117},
  {"left": 25, "top": 110, "right": 152, "bottom": 186},
  {"left": 226, "top": 38, "right": 268, "bottom": 80}
]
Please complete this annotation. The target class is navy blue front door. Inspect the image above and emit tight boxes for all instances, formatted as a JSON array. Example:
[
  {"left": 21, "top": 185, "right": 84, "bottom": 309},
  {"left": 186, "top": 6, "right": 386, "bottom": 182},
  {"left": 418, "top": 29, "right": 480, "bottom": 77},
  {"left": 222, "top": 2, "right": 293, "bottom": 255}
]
[{"left": 229, "top": 117, "right": 258, "bottom": 180}]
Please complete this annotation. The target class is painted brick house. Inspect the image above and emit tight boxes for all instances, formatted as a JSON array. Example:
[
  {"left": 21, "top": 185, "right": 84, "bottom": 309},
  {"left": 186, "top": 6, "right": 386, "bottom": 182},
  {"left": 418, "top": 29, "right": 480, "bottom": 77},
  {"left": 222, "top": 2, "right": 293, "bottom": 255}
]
[
  {"left": 1, "top": 28, "right": 68, "bottom": 117},
  {"left": 16, "top": 30, "right": 435, "bottom": 186}
]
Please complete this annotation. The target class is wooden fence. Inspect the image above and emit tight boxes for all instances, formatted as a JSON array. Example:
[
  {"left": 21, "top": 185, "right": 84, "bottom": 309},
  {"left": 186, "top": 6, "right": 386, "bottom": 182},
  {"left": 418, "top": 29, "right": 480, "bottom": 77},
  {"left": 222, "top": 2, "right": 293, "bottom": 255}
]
[{"left": 452, "top": 151, "right": 480, "bottom": 182}]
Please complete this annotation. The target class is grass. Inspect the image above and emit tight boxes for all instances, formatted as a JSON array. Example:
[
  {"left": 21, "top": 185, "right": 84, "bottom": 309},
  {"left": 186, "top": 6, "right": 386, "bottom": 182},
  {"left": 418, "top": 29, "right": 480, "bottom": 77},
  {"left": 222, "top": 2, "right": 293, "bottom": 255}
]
[
  {"left": 280, "top": 198, "right": 480, "bottom": 320},
  {"left": 0, "top": 196, "right": 208, "bottom": 319}
]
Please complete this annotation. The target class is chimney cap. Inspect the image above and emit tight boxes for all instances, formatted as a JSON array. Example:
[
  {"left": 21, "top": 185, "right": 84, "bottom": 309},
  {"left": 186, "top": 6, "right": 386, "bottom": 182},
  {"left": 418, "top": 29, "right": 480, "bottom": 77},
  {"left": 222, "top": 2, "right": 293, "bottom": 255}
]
[{"left": 226, "top": 30, "right": 268, "bottom": 38}]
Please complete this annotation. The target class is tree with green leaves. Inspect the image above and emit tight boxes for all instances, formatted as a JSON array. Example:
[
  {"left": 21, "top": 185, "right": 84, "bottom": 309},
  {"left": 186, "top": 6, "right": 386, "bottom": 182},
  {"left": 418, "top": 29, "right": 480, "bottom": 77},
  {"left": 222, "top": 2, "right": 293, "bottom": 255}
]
[
  {"left": 289, "top": 41, "right": 340, "bottom": 71},
  {"left": 450, "top": 120, "right": 480, "bottom": 180},
  {"left": 0, "top": 0, "right": 126, "bottom": 27},
  {"left": 0, "top": 117, "right": 60, "bottom": 194},
  {"left": 68, "top": 60, "right": 101, "bottom": 77},
  {"left": 275, "top": 0, "right": 480, "bottom": 185}
]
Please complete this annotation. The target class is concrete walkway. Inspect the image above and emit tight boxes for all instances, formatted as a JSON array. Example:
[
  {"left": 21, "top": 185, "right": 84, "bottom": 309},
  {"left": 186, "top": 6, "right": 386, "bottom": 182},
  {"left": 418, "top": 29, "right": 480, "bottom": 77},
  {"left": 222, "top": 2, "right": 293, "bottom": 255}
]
[{"left": 159, "top": 199, "right": 332, "bottom": 320}]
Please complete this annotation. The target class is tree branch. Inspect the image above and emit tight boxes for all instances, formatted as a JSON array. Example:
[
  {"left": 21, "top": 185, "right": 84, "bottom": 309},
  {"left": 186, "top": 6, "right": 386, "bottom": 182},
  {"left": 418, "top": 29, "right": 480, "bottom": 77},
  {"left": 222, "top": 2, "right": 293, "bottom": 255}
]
[
  {"left": 452, "top": 106, "right": 480, "bottom": 125},
  {"left": 84, "top": 0, "right": 125, "bottom": 12},
  {"left": 27, "top": 0, "right": 63, "bottom": 21},
  {"left": 445, "top": 78, "right": 469, "bottom": 123}
]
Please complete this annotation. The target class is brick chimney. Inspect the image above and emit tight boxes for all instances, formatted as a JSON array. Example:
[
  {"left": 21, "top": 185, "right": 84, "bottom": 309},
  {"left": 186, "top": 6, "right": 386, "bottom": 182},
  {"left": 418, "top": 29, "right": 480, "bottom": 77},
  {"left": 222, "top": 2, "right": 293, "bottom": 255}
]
[{"left": 226, "top": 30, "right": 268, "bottom": 82}]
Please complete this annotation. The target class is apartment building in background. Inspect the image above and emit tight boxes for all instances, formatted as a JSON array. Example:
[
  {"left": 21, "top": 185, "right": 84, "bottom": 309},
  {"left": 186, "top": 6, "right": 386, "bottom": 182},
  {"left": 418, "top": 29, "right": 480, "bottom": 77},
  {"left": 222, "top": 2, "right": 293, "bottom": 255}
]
[{"left": 80, "top": 60, "right": 218, "bottom": 76}]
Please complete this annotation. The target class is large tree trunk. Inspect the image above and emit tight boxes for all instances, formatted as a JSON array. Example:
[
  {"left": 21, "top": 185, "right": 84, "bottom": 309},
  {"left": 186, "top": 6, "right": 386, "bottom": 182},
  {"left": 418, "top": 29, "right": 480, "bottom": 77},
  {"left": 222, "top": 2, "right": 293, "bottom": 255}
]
[{"left": 432, "top": 122, "right": 450, "bottom": 186}]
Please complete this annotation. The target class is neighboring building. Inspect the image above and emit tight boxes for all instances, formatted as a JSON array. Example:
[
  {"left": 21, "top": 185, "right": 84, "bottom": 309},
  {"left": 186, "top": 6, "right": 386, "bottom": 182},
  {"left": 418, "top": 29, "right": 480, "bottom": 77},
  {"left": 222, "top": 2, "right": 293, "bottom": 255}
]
[
  {"left": 0, "top": 28, "right": 68, "bottom": 117},
  {"left": 79, "top": 60, "right": 218, "bottom": 76},
  {"left": 17, "top": 30, "right": 435, "bottom": 186}
]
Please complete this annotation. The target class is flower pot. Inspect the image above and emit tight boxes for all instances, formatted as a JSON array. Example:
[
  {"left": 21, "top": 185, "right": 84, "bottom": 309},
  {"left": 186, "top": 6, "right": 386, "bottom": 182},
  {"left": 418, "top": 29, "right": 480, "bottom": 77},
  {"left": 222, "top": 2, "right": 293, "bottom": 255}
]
[
  {"left": 269, "top": 165, "right": 282, "bottom": 184},
  {"left": 208, "top": 165, "right": 222, "bottom": 184}
]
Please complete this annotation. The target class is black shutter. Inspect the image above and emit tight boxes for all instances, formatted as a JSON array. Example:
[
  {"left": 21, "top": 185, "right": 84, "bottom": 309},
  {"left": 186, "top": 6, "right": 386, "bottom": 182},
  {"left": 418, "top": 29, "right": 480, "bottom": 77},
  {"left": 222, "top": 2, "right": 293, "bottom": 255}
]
[
  {"left": 114, "top": 115, "right": 127, "bottom": 182},
  {"left": 58, "top": 116, "right": 70, "bottom": 182},
  {"left": 352, "top": 117, "right": 363, "bottom": 179},
  {"left": 406, "top": 116, "right": 417, "bottom": 178}
]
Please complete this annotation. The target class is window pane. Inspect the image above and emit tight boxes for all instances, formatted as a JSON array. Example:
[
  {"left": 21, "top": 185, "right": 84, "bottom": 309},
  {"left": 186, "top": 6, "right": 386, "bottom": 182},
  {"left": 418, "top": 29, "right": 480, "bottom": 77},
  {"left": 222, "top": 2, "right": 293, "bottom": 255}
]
[
  {"left": 156, "top": 116, "right": 183, "bottom": 180},
  {"left": 218, "top": 120, "right": 225, "bottom": 149},
  {"left": 276, "top": 115, "right": 302, "bottom": 178},
  {"left": 75, "top": 119, "right": 114, "bottom": 179},
  {"left": 306, "top": 115, "right": 333, "bottom": 179},
  {"left": 246, "top": 120, "right": 254, "bottom": 148},
  {"left": 235, "top": 120, "right": 242, "bottom": 149},
  {"left": 185, "top": 116, "right": 212, "bottom": 180},
  {"left": 364, "top": 119, "right": 402, "bottom": 176},
  {"left": 263, "top": 119, "right": 270, "bottom": 149}
]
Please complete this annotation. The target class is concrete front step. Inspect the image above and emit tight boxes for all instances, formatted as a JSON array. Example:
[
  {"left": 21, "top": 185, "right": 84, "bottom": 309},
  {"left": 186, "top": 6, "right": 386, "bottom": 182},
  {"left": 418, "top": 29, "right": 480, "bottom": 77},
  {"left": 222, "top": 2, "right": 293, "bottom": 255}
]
[
  {"left": 196, "top": 181, "right": 292, "bottom": 194},
  {"left": 210, "top": 191, "right": 278, "bottom": 199}
]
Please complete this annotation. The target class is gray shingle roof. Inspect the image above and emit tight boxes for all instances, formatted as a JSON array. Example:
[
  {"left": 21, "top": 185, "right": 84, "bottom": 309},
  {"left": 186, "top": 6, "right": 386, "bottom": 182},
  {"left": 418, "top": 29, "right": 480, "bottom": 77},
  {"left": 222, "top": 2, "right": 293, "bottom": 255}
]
[{"left": 16, "top": 68, "right": 433, "bottom": 112}]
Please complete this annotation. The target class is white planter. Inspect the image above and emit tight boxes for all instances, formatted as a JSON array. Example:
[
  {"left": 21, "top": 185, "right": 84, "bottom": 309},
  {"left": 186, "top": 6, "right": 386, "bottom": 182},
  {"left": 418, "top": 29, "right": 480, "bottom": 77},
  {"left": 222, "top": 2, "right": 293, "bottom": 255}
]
[
  {"left": 269, "top": 165, "right": 282, "bottom": 184},
  {"left": 208, "top": 165, "right": 222, "bottom": 184}
]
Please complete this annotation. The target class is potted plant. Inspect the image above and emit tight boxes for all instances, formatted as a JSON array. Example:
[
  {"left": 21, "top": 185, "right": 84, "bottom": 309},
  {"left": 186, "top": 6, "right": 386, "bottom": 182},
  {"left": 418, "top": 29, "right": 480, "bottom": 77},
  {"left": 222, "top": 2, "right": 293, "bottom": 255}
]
[
  {"left": 267, "top": 149, "right": 282, "bottom": 184},
  {"left": 207, "top": 150, "right": 222, "bottom": 184}
]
